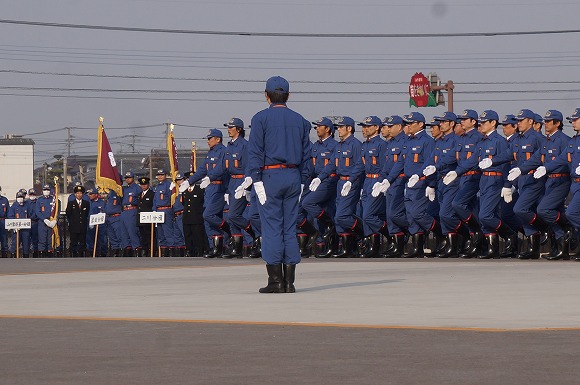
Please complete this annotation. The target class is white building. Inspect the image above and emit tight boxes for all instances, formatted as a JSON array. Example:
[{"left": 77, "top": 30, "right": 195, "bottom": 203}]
[{"left": 0, "top": 135, "right": 35, "bottom": 202}]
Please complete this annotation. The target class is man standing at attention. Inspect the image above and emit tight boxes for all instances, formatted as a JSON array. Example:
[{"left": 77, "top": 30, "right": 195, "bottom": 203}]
[{"left": 247, "top": 76, "right": 310, "bottom": 293}]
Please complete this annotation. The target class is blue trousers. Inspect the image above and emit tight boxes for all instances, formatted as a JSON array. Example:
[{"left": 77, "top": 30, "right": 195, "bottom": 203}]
[
  {"left": 10, "top": 229, "right": 31, "bottom": 254},
  {"left": 121, "top": 209, "right": 140, "bottom": 249},
  {"left": 174, "top": 215, "right": 185, "bottom": 246},
  {"left": 514, "top": 175, "right": 545, "bottom": 236},
  {"left": 0, "top": 219, "right": 7, "bottom": 251},
  {"left": 245, "top": 192, "right": 261, "bottom": 236},
  {"left": 203, "top": 184, "right": 227, "bottom": 236},
  {"left": 478, "top": 175, "right": 504, "bottom": 234},
  {"left": 404, "top": 181, "right": 435, "bottom": 235},
  {"left": 38, "top": 221, "right": 53, "bottom": 251},
  {"left": 87, "top": 224, "right": 108, "bottom": 255},
  {"left": 565, "top": 181, "right": 580, "bottom": 232},
  {"left": 156, "top": 207, "right": 175, "bottom": 247},
  {"left": 257, "top": 168, "right": 301, "bottom": 265},
  {"left": 452, "top": 175, "right": 481, "bottom": 222},
  {"left": 500, "top": 187, "right": 520, "bottom": 233},
  {"left": 385, "top": 180, "right": 408, "bottom": 235},
  {"left": 334, "top": 179, "right": 362, "bottom": 234},
  {"left": 228, "top": 178, "right": 249, "bottom": 234},
  {"left": 361, "top": 178, "right": 386, "bottom": 236},
  {"left": 537, "top": 176, "right": 571, "bottom": 240},
  {"left": 107, "top": 214, "right": 124, "bottom": 249},
  {"left": 30, "top": 221, "right": 38, "bottom": 251}
]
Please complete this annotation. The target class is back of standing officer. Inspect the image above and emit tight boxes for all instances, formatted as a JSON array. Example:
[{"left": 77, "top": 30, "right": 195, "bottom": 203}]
[{"left": 247, "top": 76, "right": 310, "bottom": 293}]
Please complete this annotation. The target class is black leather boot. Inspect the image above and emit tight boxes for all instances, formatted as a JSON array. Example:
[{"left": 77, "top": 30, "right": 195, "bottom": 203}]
[
  {"left": 298, "top": 219, "right": 320, "bottom": 253},
  {"left": 497, "top": 222, "right": 518, "bottom": 258},
  {"left": 436, "top": 233, "right": 459, "bottom": 258},
  {"left": 317, "top": 211, "right": 336, "bottom": 242},
  {"left": 283, "top": 264, "right": 296, "bottom": 293},
  {"left": 479, "top": 234, "right": 500, "bottom": 259},
  {"left": 259, "top": 264, "right": 284, "bottom": 293},
  {"left": 461, "top": 216, "right": 483, "bottom": 258},
  {"left": 316, "top": 230, "right": 338, "bottom": 258},
  {"left": 385, "top": 233, "right": 405, "bottom": 258},
  {"left": 297, "top": 234, "right": 311, "bottom": 258},
  {"left": 219, "top": 221, "right": 232, "bottom": 236},
  {"left": 531, "top": 216, "right": 551, "bottom": 245},
  {"left": 332, "top": 234, "right": 356, "bottom": 258},
  {"left": 249, "top": 237, "right": 261, "bottom": 258},
  {"left": 222, "top": 235, "right": 244, "bottom": 259},
  {"left": 203, "top": 236, "right": 224, "bottom": 258},
  {"left": 404, "top": 233, "right": 425, "bottom": 258},
  {"left": 545, "top": 236, "right": 569, "bottom": 260},
  {"left": 518, "top": 233, "right": 541, "bottom": 259},
  {"left": 359, "top": 233, "right": 381, "bottom": 258}
]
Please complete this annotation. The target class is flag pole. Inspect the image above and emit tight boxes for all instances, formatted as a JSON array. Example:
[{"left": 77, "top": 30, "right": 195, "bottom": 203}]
[{"left": 92, "top": 224, "right": 99, "bottom": 258}]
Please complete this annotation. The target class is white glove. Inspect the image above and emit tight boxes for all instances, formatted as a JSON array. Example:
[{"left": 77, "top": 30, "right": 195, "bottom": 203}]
[
  {"left": 178, "top": 180, "right": 190, "bottom": 193},
  {"left": 425, "top": 186, "right": 436, "bottom": 201},
  {"left": 407, "top": 174, "right": 420, "bottom": 188},
  {"left": 45, "top": 219, "right": 57, "bottom": 228},
  {"left": 199, "top": 176, "right": 211, "bottom": 189},
  {"left": 501, "top": 187, "right": 513, "bottom": 203},
  {"left": 44, "top": 219, "right": 51, "bottom": 227},
  {"left": 423, "top": 165, "right": 436, "bottom": 177},
  {"left": 478, "top": 158, "right": 493, "bottom": 170},
  {"left": 507, "top": 167, "right": 522, "bottom": 182},
  {"left": 533, "top": 166, "right": 547, "bottom": 179},
  {"left": 241, "top": 176, "right": 253, "bottom": 189},
  {"left": 443, "top": 171, "right": 458, "bottom": 185},
  {"left": 169, "top": 182, "right": 175, "bottom": 191},
  {"left": 234, "top": 176, "right": 253, "bottom": 199},
  {"left": 299, "top": 184, "right": 304, "bottom": 202},
  {"left": 309, "top": 177, "right": 321, "bottom": 192},
  {"left": 576, "top": 165, "right": 580, "bottom": 175},
  {"left": 224, "top": 194, "right": 229, "bottom": 205},
  {"left": 89, "top": 224, "right": 95, "bottom": 230},
  {"left": 371, "top": 180, "right": 390, "bottom": 197},
  {"left": 254, "top": 181, "right": 267, "bottom": 205},
  {"left": 340, "top": 181, "right": 352, "bottom": 197},
  {"left": 245, "top": 190, "right": 251, "bottom": 202}
]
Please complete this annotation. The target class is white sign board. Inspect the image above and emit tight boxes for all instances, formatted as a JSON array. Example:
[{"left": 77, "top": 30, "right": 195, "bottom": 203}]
[
  {"left": 89, "top": 213, "right": 106, "bottom": 226},
  {"left": 5, "top": 219, "right": 32, "bottom": 229},
  {"left": 140, "top": 211, "right": 165, "bottom": 224}
]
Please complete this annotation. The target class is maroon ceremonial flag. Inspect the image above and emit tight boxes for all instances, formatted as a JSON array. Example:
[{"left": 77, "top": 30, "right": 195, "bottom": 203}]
[{"left": 96, "top": 118, "right": 123, "bottom": 197}]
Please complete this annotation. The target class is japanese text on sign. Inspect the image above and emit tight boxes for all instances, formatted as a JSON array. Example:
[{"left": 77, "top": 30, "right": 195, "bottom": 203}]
[
  {"left": 89, "top": 213, "right": 106, "bottom": 226},
  {"left": 140, "top": 212, "right": 165, "bottom": 224},
  {"left": 5, "top": 219, "right": 32, "bottom": 229}
]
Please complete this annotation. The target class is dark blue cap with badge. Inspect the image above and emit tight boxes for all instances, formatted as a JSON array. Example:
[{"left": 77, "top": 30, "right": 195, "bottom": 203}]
[
  {"left": 156, "top": 169, "right": 166, "bottom": 175},
  {"left": 124, "top": 171, "right": 134, "bottom": 178},
  {"left": 312, "top": 117, "right": 334, "bottom": 128},
  {"left": 459, "top": 109, "right": 478, "bottom": 120},
  {"left": 544, "top": 110, "right": 563, "bottom": 122},
  {"left": 566, "top": 108, "right": 580, "bottom": 121},
  {"left": 426, "top": 117, "right": 441, "bottom": 127},
  {"left": 403, "top": 112, "right": 426, "bottom": 123},
  {"left": 42, "top": 184, "right": 51, "bottom": 191},
  {"left": 16, "top": 191, "right": 25, "bottom": 198},
  {"left": 18, "top": 188, "right": 27, "bottom": 195},
  {"left": 478, "top": 110, "right": 499, "bottom": 122},
  {"left": 87, "top": 188, "right": 98, "bottom": 195},
  {"left": 357, "top": 116, "right": 382, "bottom": 126},
  {"left": 515, "top": 109, "right": 535, "bottom": 120},
  {"left": 206, "top": 128, "right": 223, "bottom": 139},
  {"left": 28, "top": 188, "right": 36, "bottom": 195},
  {"left": 224, "top": 117, "right": 244, "bottom": 128},
  {"left": 138, "top": 177, "right": 150, "bottom": 185},
  {"left": 174, "top": 172, "right": 184, "bottom": 180},
  {"left": 382, "top": 115, "right": 404, "bottom": 126},
  {"left": 435, "top": 111, "right": 457, "bottom": 122},
  {"left": 534, "top": 113, "right": 544, "bottom": 124},
  {"left": 265, "top": 76, "right": 289, "bottom": 93},
  {"left": 334, "top": 116, "right": 355, "bottom": 127},
  {"left": 500, "top": 114, "right": 518, "bottom": 125},
  {"left": 73, "top": 185, "right": 85, "bottom": 193}
]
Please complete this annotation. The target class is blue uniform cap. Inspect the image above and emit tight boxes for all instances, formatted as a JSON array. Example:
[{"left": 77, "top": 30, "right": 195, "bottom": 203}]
[
  {"left": 459, "top": 109, "right": 478, "bottom": 120},
  {"left": 16, "top": 191, "right": 25, "bottom": 198},
  {"left": 357, "top": 116, "right": 382, "bottom": 126},
  {"left": 28, "top": 188, "right": 36, "bottom": 195},
  {"left": 156, "top": 169, "right": 166, "bottom": 175},
  {"left": 174, "top": 172, "right": 184, "bottom": 180},
  {"left": 534, "top": 113, "right": 544, "bottom": 124},
  {"left": 543, "top": 110, "right": 563, "bottom": 122},
  {"left": 435, "top": 111, "right": 457, "bottom": 122},
  {"left": 334, "top": 116, "right": 355, "bottom": 128},
  {"left": 42, "top": 184, "right": 51, "bottom": 191},
  {"left": 73, "top": 185, "right": 85, "bottom": 193},
  {"left": 224, "top": 117, "right": 244, "bottom": 129},
  {"left": 566, "top": 108, "right": 580, "bottom": 121},
  {"left": 138, "top": 177, "right": 150, "bottom": 185},
  {"left": 312, "top": 117, "right": 334, "bottom": 128},
  {"left": 265, "top": 76, "right": 289, "bottom": 93},
  {"left": 426, "top": 117, "right": 441, "bottom": 127},
  {"left": 382, "top": 115, "right": 404, "bottom": 126},
  {"left": 403, "top": 112, "right": 426, "bottom": 123},
  {"left": 515, "top": 109, "right": 535, "bottom": 120},
  {"left": 18, "top": 188, "right": 27, "bottom": 195},
  {"left": 500, "top": 114, "right": 518, "bottom": 125},
  {"left": 478, "top": 110, "right": 499, "bottom": 122},
  {"left": 206, "top": 128, "right": 223, "bottom": 139},
  {"left": 86, "top": 188, "right": 98, "bottom": 195},
  {"left": 124, "top": 171, "right": 134, "bottom": 178}
]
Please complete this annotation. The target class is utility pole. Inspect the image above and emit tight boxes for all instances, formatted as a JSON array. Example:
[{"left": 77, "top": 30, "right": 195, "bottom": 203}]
[{"left": 63, "top": 127, "right": 72, "bottom": 193}]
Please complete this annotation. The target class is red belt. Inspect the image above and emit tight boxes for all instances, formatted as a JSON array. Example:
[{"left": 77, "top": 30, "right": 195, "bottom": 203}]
[
  {"left": 483, "top": 171, "right": 502, "bottom": 176},
  {"left": 366, "top": 174, "right": 380, "bottom": 179},
  {"left": 157, "top": 206, "right": 171, "bottom": 210},
  {"left": 340, "top": 176, "right": 350, "bottom": 181},
  {"left": 419, "top": 176, "right": 427, "bottom": 181},
  {"left": 230, "top": 174, "right": 244, "bottom": 179},
  {"left": 329, "top": 173, "right": 338, "bottom": 177},
  {"left": 262, "top": 164, "right": 297, "bottom": 170},
  {"left": 174, "top": 210, "right": 184, "bottom": 217},
  {"left": 574, "top": 178, "right": 580, "bottom": 183},
  {"left": 398, "top": 173, "right": 405, "bottom": 178},
  {"left": 549, "top": 173, "right": 569, "bottom": 178},
  {"left": 110, "top": 213, "right": 121, "bottom": 217},
  {"left": 528, "top": 170, "right": 536, "bottom": 175},
  {"left": 464, "top": 171, "right": 481, "bottom": 176},
  {"left": 123, "top": 206, "right": 136, "bottom": 210},
  {"left": 211, "top": 181, "right": 223, "bottom": 185}
]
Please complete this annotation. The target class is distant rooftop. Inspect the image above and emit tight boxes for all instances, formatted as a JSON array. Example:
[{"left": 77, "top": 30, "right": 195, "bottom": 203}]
[{"left": 0, "top": 134, "right": 35, "bottom": 145}]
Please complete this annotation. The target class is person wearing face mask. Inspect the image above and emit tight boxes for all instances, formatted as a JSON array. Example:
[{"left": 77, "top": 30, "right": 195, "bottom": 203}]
[
  {"left": 0, "top": 186, "right": 9, "bottom": 258},
  {"left": 26, "top": 189, "right": 39, "bottom": 258},
  {"left": 8, "top": 191, "right": 31, "bottom": 258},
  {"left": 35, "top": 184, "right": 58, "bottom": 257}
]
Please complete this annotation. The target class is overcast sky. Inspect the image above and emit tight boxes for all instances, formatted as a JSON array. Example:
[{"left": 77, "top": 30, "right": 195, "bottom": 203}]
[{"left": 1, "top": 0, "right": 580, "bottom": 168}]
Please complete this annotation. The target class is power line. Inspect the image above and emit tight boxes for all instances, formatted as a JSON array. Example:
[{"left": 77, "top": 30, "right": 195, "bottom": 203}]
[{"left": 1, "top": 19, "right": 580, "bottom": 38}]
